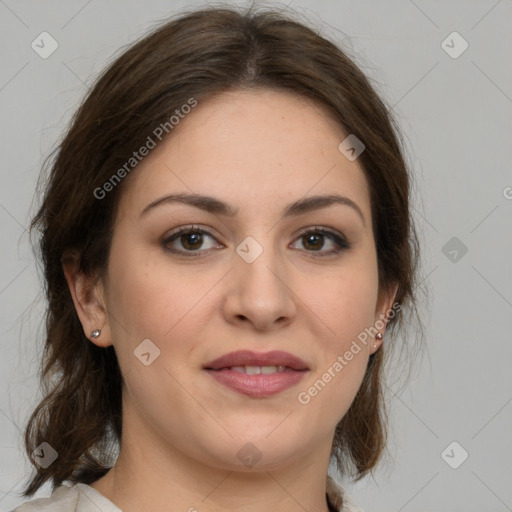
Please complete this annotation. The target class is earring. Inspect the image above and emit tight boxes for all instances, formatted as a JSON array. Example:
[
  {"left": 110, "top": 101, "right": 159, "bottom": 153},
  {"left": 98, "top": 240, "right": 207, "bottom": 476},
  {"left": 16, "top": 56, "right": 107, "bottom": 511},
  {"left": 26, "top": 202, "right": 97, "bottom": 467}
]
[
  {"left": 374, "top": 331, "right": 383, "bottom": 348},
  {"left": 90, "top": 329, "right": 101, "bottom": 338}
]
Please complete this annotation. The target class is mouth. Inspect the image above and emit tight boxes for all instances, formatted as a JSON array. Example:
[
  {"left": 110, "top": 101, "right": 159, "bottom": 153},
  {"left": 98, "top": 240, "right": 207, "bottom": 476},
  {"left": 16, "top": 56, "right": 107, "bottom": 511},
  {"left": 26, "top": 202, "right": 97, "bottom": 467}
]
[
  {"left": 211, "top": 365, "right": 298, "bottom": 375},
  {"left": 203, "top": 350, "right": 309, "bottom": 398}
]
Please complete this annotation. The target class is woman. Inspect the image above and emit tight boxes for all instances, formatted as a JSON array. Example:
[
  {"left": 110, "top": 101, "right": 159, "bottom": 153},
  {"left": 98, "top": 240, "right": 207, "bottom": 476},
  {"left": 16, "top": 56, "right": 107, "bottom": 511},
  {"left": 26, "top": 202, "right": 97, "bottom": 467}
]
[{"left": 15, "top": 5, "right": 423, "bottom": 511}]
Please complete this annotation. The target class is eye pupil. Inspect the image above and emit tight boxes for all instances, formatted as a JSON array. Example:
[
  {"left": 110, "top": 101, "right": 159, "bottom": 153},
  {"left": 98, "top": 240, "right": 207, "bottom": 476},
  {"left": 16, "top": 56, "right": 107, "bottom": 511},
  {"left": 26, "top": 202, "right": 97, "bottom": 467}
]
[
  {"left": 182, "top": 232, "right": 202, "bottom": 250},
  {"left": 303, "top": 233, "right": 323, "bottom": 250}
]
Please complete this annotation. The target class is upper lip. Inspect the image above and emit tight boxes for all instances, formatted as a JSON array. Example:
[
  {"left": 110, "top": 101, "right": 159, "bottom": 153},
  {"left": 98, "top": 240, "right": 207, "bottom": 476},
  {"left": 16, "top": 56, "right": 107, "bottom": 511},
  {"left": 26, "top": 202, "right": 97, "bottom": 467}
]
[{"left": 203, "top": 350, "right": 309, "bottom": 371}]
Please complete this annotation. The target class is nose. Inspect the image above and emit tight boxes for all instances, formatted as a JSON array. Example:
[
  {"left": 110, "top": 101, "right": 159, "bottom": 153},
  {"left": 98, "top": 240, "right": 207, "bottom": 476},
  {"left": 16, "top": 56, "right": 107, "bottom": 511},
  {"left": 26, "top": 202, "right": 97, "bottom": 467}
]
[{"left": 222, "top": 241, "right": 297, "bottom": 331}]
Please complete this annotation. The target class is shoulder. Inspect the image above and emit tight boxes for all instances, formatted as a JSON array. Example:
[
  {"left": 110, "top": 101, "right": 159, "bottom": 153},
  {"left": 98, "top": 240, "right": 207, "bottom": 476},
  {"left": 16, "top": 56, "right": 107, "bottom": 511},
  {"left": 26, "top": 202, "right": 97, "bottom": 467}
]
[
  {"left": 327, "top": 474, "right": 364, "bottom": 512},
  {"left": 11, "top": 483, "right": 79, "bottom": 511},
  {"left": 11, "top": 482, "right": 122, "bottom": 512}
]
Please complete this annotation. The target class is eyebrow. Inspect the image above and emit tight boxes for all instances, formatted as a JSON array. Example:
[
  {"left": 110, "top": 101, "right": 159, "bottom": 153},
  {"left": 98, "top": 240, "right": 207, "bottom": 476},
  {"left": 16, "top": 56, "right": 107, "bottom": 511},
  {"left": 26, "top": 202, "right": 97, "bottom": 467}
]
[{"left": 140, "top": 192, "right": 366, "bottom": 226}]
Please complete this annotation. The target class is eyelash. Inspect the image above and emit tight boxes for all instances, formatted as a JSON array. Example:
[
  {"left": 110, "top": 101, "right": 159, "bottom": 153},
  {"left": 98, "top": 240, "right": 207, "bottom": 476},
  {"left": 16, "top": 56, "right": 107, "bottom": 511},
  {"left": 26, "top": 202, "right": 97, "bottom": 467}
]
[{"left": 162, "top": 224, "right": 350, "bottom": 258}]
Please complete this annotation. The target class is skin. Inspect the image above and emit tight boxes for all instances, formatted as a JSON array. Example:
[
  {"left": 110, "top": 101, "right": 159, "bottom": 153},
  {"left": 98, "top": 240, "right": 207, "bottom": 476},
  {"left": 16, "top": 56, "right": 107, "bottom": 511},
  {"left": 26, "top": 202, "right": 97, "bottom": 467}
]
[{"left": 63, "top": 89, "right": 397, "bottom": 512}]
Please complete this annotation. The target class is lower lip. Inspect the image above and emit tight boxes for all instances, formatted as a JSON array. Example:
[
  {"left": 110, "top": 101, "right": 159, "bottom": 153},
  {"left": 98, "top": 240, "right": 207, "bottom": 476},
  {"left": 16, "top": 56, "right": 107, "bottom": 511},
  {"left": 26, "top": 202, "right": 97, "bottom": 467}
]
[{"left": 204, "top": 368, "right": 308, "bottom": 398}]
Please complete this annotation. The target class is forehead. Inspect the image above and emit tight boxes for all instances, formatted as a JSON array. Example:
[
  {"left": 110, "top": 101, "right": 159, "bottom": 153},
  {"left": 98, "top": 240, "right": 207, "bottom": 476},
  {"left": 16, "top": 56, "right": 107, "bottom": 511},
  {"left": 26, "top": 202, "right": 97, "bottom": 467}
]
[{"left": 117, "top": 89, "right": 371, "bottom": 222}]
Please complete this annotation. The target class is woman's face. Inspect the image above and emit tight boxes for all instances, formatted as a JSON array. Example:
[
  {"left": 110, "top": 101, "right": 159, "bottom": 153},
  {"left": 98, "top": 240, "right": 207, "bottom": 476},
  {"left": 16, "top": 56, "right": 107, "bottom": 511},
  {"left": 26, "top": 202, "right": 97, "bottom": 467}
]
[{"left": 90, "top": 89, "right": 396, "bottom": 471}]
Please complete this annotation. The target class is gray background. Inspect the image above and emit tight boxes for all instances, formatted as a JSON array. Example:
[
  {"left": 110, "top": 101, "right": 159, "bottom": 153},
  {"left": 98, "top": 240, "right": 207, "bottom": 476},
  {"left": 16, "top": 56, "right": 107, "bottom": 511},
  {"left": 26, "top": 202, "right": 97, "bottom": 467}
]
[{"left": 1, "top": 0, "right": 511, "bottom": 510}]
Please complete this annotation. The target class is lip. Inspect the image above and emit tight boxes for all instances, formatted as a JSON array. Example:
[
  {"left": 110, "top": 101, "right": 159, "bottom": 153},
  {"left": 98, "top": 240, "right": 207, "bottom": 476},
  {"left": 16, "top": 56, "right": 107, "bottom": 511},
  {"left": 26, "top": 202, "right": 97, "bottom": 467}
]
[
  {"left": 203, "top": 350, "right": 309, "bottom": 398},
  {"left": 203, "top": 350, "right": 309, "bottom": 371},
  {"left": 205, "top": 368, "right": 308, "bottom": 398}
]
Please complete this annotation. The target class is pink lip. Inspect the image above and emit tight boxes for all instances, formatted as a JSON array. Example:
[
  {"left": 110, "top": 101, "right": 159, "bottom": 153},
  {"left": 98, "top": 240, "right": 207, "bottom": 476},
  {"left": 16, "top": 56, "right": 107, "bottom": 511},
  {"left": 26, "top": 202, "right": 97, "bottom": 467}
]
[
  {"left": 203, "top": 350, "right": 309, "bottom": 398},
  {"left": 203, "top": 350, "right": 309, "bottom": 371},
  {"left": 205, "top": 368, "right": 307, "bottom": 398}
]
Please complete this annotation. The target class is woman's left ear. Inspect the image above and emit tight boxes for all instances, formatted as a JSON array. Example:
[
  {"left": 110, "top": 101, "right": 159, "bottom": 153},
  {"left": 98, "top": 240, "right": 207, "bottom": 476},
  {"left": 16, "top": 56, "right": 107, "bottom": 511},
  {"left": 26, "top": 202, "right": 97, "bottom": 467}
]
[
  {"left": 376, "top": 281, "right": 399, "bottom": 319},
  {"left": 372, "top": 281, "right": 399, "bottom": 349}
]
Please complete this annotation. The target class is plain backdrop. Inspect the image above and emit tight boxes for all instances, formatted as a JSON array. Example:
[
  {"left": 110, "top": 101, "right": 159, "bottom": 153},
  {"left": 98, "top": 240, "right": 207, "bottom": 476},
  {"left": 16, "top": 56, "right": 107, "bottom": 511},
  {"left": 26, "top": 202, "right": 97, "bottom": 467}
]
[{"left": 1, "top": 1, "right": 511, "bottom": 511}]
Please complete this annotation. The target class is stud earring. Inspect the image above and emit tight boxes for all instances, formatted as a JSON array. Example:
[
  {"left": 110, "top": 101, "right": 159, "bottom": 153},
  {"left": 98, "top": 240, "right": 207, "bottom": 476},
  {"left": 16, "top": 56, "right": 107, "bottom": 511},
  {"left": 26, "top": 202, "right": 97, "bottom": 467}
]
[
  {"left": 374, "top": 331, "right": 383, "bottom": 348},
  {"left": 90, "top": 329, "right": 101, "bottom": 338}
]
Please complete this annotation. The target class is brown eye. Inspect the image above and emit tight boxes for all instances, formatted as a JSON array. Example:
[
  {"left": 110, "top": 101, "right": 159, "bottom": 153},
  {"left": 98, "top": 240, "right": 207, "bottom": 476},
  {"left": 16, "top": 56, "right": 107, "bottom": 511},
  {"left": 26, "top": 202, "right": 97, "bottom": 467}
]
[
  {"left": 163, "top": 226, "right": 222, "bottom": 256},
  {"left": 302, "top": 232, "right": 324, "bottom": 251},
  {"left": 180, "top": 231, "right": 203, "bottom": 250},
  {"left": 291, "top": 228, "right": 349, "bottom": 256}
]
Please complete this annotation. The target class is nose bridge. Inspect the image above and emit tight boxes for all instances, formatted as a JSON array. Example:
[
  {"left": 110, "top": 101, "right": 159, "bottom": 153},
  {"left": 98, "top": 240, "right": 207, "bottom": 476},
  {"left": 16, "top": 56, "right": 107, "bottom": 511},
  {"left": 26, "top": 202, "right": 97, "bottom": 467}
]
[
  {"left": 236, "top": 234, "right": 284, "bottom": 296},
  {"left": 225, "top": 234, "right": 296, "bottom": 329},
  {"left": 239, "top": 245, "right": 279, "bottom": 290}
]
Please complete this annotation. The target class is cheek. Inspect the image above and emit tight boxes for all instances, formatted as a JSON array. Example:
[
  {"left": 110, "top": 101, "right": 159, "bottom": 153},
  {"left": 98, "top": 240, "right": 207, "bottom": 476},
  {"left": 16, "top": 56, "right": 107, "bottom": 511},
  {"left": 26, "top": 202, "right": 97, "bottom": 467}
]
[
  {"left": 106, "top": 237, "right": 205, "bottom": 336},
  {"left": 104, "top": 243, "right": 211, "bottom": 422},
  {"left": 296, "top": 252, "right": 379, "bottom": 347},
  {"left": 293, "top": 255, "right": 378, "bottom": 411},
  {"left": 105, "top": 239, "right": 224, "bottom": 378}
]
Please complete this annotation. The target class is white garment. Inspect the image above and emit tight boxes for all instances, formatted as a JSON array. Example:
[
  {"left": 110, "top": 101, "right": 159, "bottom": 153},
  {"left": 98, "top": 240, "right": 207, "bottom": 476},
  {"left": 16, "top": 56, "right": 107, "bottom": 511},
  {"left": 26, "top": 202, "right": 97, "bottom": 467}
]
[
  {"left": 12, "top": 474, "right": 362, "bottom": 511},
  {"left": 11, "top": 483, "right": 121, "bottom": 512}
]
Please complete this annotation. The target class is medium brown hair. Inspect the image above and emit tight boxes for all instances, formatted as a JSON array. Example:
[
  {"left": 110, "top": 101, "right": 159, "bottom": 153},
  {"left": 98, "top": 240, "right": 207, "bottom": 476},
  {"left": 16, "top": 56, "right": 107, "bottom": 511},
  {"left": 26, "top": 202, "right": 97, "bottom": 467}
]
[{"left": 24, "top": 4, "right": 424, "bottom": 496}]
